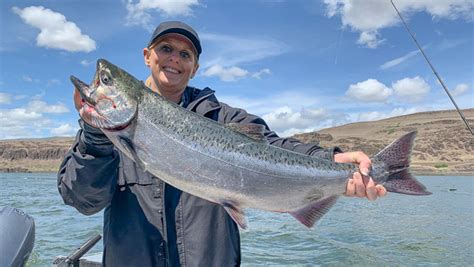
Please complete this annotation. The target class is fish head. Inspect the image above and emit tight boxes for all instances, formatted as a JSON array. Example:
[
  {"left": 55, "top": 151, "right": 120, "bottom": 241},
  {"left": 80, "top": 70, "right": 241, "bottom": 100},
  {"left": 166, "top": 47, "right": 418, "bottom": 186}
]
[{"left": 70, "top": 59, "right": 142, "bottom": 130}]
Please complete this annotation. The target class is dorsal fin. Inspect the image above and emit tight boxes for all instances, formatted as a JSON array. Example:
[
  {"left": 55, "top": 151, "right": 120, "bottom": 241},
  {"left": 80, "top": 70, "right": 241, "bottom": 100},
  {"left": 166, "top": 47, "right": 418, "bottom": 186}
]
[{"left": 227, "top": 123, "right": 266, "bottom": 142}]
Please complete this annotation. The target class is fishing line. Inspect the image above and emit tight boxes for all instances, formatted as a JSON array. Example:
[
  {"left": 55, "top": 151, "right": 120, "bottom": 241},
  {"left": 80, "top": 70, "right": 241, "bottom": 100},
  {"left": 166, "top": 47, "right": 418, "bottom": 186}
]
[{"left": 390, "top": 0, "right": 473, "bottom": 135}]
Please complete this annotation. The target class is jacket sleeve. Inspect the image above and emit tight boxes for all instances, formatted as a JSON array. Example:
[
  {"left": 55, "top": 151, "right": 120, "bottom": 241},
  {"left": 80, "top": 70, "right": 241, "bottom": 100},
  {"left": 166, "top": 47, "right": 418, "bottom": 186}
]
[
  {"left": 218, "top": 103, "right": 342, "bottom": 161},
  {"left": 57, "top": 120, "right": 120, "bottom": 215}
]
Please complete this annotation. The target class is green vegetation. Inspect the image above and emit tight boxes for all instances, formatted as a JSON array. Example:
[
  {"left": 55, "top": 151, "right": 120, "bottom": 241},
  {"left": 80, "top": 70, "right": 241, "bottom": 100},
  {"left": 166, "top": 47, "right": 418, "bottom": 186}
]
[
  {"left": 387, "top": 123, "right": 400, "bottom": 134},
  {"left": 434, "top": 163, "right": 449, "bottom": 169}
]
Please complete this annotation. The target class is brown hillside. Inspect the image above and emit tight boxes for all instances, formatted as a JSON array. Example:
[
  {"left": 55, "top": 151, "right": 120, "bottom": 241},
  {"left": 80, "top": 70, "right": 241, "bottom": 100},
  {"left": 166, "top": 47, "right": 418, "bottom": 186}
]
[
  {"left": 294, "top": 108, "right": 474, "bottom": 175},
  {"left": 0, "top": 137, "right": 74, "bottom": 172}
]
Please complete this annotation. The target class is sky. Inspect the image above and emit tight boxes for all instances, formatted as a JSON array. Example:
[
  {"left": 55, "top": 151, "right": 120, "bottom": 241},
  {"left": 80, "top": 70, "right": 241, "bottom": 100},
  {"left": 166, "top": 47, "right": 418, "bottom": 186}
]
[{"left": 0, "top": 0, "right": 473, "bottom": 139}]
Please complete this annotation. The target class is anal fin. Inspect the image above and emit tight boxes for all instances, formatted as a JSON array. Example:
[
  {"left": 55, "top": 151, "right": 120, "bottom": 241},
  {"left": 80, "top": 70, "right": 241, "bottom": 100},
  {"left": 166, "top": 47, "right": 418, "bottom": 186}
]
[
  {"left": 221, "top": 200, "right": 247, "bottom": 229},
  {"left": 289, "top": 195, "right": 339, "bottom": 228}
]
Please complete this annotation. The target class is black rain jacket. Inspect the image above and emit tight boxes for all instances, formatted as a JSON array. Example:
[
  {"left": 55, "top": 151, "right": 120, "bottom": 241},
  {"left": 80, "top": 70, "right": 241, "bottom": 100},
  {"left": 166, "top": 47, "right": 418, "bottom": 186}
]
[{"left": 57, "top": 86, "right": 341, "bottom": 267}]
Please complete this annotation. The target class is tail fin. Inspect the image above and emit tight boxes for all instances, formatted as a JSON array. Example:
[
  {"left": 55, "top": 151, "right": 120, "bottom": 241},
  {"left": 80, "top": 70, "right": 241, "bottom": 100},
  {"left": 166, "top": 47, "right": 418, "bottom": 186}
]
[{"left": 371, "top": 131, "right": 431, "bottom": 195}]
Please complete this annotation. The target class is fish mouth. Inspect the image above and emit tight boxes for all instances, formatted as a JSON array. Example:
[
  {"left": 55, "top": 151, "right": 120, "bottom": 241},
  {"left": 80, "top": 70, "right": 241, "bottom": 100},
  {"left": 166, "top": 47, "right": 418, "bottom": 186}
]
[
  {"left": 71, "top": 75, "right": 96, "bottom": 106},
  {"left": 70, "top": 75, "right": 113, "bottom": 129}
]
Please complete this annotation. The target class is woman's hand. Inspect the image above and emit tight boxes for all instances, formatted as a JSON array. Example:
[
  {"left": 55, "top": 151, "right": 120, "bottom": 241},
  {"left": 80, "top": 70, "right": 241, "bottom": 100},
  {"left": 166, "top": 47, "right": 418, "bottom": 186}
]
[{"left": 334, "top": 151, "right": 387, "bottom": 201}]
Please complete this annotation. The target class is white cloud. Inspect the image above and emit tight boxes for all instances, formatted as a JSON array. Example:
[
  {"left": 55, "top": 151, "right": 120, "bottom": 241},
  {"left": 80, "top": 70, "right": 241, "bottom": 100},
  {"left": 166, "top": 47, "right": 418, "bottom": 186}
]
[
  {"left": 50, "top": 124, "right": 76, "bottom": 136},
  {"left": 22, "top": 75, "right": 34, "bottom": 82},
  {"left": 0, "top": 107, "right": 51, "bottom": 139},
  {"left": 203, "top": 65, "right": 271, "bottom": 82},
  {"left": 0, "top": 97, "right": 72, "bottom": 139},
  {"left": 262, "top": 106, "right": 330, "bottom": 136},
  {"left": 26, "top": 100, "right": 69, "bottom": 114},
  {"left": 203, "top": 65, "right": 249, "bottom": 82},
  {"left": 12, "top": 6, "right": 96, "bottom": 52},
  {"left": 392, "top": 76, "right": 430, "bottom": 102},
  {"left": 0, "top": 93, "right": 12, "bottom": 104},
  {"left": 357, "top": 30, "right": 384, "bottom": 48},
  {"left": 80, "top": 59, "right": 94, "bottom": 66},
  {"left": 200, "top": 33, "right": 288, "bottom": 68},
  {"left": 252, "top": 69, "right": 271, "bottom": 79},
  {"left": 126, "top": 0, "right": 199, "bottom": 29},
  {"left": 356, "top": 107, "right": 425, "bottom": 122},
  {"left": 380, "top": 49, "right": 420, "bottom": 70},
  {"left": 198, "top": 33, "right": 286, "bottom": 82},
  {"left": 346, "top": 79, "right": 393, "bottom": 102},
  {"left": 324, "top": 0, "right": 474, "bottom": 48},
  {"left": 0, "top": 108, "right": 43, "bottom": 128},
  {"left": 452, "top": 83, "right": 470, "bottom": 96}
]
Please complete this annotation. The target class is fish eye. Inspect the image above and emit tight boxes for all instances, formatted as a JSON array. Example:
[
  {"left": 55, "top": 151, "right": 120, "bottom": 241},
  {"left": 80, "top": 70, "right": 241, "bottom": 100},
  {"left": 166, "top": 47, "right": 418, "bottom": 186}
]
[{"left": 100, "top": 72, "right": 111, "bottom": 85}]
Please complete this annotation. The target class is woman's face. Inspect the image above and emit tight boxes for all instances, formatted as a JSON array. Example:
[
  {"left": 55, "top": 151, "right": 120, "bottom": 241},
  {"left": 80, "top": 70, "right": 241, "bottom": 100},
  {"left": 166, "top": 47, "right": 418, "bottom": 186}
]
[{"left": 144, "top": 33, "right": 199, "bottom": 97}]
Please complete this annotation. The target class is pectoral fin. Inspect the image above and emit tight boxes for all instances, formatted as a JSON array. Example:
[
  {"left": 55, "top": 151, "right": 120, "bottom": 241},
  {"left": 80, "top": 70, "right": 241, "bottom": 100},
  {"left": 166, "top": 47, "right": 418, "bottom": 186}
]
[
  {"left": 289, "top": 195, "right": 339, "bottom": 228},
  {"left": 220, "top": 200, "right": 247, "bottom": 229},
  {"left": 118, "top": 136, "right": 147, "bottom": 171}
]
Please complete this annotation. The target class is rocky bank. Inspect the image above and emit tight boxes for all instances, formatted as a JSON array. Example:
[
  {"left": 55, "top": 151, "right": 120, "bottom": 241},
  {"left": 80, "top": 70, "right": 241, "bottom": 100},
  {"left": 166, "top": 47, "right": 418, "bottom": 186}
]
[{"left": 0, "top": 137, "right": 73, "bottom": 173}]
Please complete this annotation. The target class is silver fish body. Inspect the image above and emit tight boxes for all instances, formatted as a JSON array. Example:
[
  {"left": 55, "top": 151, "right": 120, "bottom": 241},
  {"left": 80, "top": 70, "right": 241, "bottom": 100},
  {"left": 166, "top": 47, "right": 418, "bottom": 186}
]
[{"left": 71, "top": 59, "right": 431, "bottom": 229}]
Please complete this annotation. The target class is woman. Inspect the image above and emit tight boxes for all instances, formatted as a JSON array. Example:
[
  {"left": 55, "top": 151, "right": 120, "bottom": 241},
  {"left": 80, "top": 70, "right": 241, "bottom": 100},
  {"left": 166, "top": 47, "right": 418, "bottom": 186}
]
[{"left": 58, "top": 21, "right": 386, "bottom": 266}]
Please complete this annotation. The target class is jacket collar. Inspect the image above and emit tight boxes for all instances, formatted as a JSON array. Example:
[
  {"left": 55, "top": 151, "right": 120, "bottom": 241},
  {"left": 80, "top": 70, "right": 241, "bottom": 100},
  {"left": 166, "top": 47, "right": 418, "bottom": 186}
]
[{"left": 185, "top": 86, "right": 221, "bottom": 116}]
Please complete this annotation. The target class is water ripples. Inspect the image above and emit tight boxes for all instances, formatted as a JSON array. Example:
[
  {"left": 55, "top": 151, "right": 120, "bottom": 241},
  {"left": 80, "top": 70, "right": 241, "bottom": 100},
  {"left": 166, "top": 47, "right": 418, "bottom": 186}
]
[{"left": 1, "top": 174, "right": 472, "bottom": 266}]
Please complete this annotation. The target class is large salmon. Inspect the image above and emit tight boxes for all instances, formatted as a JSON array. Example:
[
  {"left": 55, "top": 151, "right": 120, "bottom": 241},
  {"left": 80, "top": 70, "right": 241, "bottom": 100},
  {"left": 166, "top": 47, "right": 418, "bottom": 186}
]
[{"left": 70, "top": 59, "right": 430, "bottom": 229}]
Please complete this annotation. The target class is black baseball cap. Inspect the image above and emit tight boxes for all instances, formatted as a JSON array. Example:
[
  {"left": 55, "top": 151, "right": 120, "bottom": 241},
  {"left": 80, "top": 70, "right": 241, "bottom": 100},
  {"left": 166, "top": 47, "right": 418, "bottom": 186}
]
[{"left": 147, "top": 21, "right": 202, "bottom": 58}]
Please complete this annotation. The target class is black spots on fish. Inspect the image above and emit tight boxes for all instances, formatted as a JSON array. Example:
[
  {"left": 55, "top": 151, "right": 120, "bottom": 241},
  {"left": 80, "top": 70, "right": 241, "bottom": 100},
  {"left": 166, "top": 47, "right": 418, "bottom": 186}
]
[
  {"left": 223, "top": 142, "right": 233, "bottom": 151},
  {"left": 373, "top": 131, "right": 416, "bottom": 171},
  {"left": 251, "top": 151, "right": 259, "bottom": 158},
  {"left": 371, "top": 131, "right": 431, "bottom": 195},
  {"left": 264, "top": 150, "right": 287, "bottom": 163},
  {"left": 275, "top": 150, "right": 284, "bottom": 160},
  {"left": 382, "top": 169, "right": 431, "bottom": 195}
]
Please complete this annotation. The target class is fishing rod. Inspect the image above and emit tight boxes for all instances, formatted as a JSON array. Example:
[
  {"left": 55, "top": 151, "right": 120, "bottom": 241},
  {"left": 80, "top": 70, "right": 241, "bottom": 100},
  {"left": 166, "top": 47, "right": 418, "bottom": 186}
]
[{"left": 390, "top": 0, "right": 473, "bottom": 135}]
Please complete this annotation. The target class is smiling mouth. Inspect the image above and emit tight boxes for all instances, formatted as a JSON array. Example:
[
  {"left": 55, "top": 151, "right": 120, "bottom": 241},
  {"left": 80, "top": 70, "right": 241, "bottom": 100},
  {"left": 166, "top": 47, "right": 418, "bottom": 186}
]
[{"left": 163, "top": 66, "right": 181, "bottom": 74}]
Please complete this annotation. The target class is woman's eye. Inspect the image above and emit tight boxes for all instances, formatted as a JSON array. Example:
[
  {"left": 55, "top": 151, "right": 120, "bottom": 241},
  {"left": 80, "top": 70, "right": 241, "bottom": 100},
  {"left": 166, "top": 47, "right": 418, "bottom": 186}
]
[
  {"left": 100, "top": 73, "right": 111, "bottom": 85},
  {"left": 160, "top": 45, "right": 172, "bottom": 53},
  {"left": 179, "top": 51, "right": 191, "bottom": 59}
]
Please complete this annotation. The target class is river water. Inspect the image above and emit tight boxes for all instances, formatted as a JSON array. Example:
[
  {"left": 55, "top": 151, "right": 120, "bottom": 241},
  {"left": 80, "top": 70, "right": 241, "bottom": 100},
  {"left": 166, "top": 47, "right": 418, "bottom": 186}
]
[{"left": 0, "top": 173, "right": 472, "bottom": 266}]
